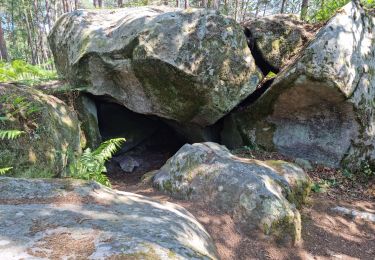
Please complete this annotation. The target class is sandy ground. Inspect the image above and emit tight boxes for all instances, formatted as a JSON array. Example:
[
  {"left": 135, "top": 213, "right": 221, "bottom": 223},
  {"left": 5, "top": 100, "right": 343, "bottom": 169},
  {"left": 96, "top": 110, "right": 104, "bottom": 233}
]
[{"left": 108, "top": 148, "right": 375, "bottom": 260}]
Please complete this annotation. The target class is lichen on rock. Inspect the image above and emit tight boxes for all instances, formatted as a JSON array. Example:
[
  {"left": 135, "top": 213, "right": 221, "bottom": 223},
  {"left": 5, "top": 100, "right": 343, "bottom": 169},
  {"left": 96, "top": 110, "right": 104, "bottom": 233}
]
[
  {"left": 0, "top": 83, "right": 82, "bottom": 178},
  {"left": 153, "top": 142, "right": 311, "bottom": 244},
  {"left": 225, "top": 2, "right": 375, "bottom": 171},
  {"left": 48, "top": 6, "right": 262, "bottom": 126}
]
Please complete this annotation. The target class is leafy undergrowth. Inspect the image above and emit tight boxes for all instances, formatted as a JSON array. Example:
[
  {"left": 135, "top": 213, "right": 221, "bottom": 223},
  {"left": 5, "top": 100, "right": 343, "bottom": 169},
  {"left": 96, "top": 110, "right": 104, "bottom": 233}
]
[
  {"left": 0, "top": 60, "right": 57, "bottom": 86},
  {"left": 233, "top": 147, "right": 375, "bottom": 201}
]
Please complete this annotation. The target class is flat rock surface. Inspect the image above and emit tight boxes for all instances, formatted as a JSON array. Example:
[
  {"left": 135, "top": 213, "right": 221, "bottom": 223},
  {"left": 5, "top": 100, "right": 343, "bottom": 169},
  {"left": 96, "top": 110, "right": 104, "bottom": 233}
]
[{"left": 0, "top": 177, "right": 218, "bottom": 259}]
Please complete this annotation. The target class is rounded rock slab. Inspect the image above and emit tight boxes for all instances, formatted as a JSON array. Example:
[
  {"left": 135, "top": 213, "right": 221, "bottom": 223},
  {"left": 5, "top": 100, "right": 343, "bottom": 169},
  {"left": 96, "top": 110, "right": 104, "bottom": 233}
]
[{"left": 0, "top": 177, "right": 218, "bottom": 259}]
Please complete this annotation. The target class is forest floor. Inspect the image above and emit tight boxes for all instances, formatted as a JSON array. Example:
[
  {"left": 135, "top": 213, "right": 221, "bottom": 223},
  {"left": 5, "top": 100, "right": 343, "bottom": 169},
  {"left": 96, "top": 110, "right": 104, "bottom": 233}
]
[{"left": 108, "top": 149, "right": 375, "bottom": 260}]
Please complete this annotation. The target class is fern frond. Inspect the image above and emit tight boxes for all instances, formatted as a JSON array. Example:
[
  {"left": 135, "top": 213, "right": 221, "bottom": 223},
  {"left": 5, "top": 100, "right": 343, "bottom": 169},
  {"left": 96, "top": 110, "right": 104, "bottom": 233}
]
[
  {"left": 0, "top": 167, "right": 12, "bottom": 175},
  {"left": 0, "top": 130, "right": 24, "bottom": 140},
  {"left": 69, "top": 138, "right": 125, "bottom": 187},
  {"left": 92, "top": 138, "right": 125, "bottom": 162}
]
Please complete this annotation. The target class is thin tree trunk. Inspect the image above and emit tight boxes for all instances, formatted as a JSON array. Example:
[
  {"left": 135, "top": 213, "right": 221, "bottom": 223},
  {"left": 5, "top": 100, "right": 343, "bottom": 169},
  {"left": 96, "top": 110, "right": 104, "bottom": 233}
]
[
  {"left": 234, "top": 0, "right": 239, "bottom": 21},
  {"left": 118, "top": 0, "right": 123, "bottom": 7},
  {"left": 0, "top": 21, "right": 8, "bottom": 61},
  {"left": 255, "top": 0, "right": 261, "bottom": 17},
  {"left": 242, "top": 0, "right": 250, "bottom": 21},
  {"left": 184, "top": 0, "right": 189, "bottom": 9},
  {"left": 300, "top": 0, "right": 309, "bottom": 20},
  {"left": 280, "top": 0, "right": 287, "bottom": 13},
  {"left": 263, "top": 1, "right": 268, "bottom": 16}
]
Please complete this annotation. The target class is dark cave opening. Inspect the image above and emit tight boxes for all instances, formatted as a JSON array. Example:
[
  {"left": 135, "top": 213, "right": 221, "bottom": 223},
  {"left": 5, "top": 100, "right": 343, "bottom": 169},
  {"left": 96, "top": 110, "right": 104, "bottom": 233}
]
[{"left": 91, "top": 96, "right": 188, "bottom": 180}]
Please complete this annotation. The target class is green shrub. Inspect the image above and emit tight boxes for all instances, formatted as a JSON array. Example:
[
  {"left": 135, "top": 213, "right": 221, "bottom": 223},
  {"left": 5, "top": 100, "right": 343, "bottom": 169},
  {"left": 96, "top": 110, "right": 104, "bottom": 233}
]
[
  {"left": 0, "top": 117, "right": 24, "bottom": 175},
  {"left": 311, "top": 0, "right": 375, "bottom": 22},
  {"left": 69, "top": 138, "right": 125, "bottom": 187},
  {"left": 0, "top": 60, "right": 57, "bottom": 86}
]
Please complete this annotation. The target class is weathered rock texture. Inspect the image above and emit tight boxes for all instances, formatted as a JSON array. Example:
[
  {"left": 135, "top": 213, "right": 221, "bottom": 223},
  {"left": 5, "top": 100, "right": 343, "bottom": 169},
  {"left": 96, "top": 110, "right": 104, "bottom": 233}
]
[
  {"left": 0, "top": 84, "right": 82, "bottom": 178},
  {"left": 0, "top": 177, "right": 218, "bottom": 259},
  {"left": 48, "top": 6, "right": 262, "bottom": 126},
  {"left": 225, "top": 2, "right": 375, "bottom": 169},
  {"left": 75, "top": 94, "right": 102, "bottom": 149},
  {"left": 154, "top": 142, "right": 311, "bottom": 243},
  {"left": 243, "top": 14, "right": 318, "bottom": 73}
]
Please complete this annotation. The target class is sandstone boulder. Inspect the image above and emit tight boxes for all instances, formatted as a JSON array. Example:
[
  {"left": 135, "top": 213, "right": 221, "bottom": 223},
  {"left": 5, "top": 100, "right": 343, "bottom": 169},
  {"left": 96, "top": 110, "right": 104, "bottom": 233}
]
[
  {"left": 243, "top": 13, "right": 317, "bottom": 72},
  {"left": 224, "top": 2, "right": 375, "bottom": 170},
  {"left": 49, "top": 6, "right": 262, "bottom": 126},
  {"left": 0, "top": 84, "right": 82, "bottom": 178},
  {"left": 154, "top": 142, "right": 311, "bottom": 243},
  {"left": 0, "top": 177, "right": 218, "bottom": 259}
]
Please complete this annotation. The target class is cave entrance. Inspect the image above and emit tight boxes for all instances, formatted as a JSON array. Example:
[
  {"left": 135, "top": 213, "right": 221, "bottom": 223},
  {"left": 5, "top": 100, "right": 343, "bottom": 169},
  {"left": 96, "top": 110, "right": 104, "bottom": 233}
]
[{"left": 92, "top": 96, "right": 187, "bottom": 184}]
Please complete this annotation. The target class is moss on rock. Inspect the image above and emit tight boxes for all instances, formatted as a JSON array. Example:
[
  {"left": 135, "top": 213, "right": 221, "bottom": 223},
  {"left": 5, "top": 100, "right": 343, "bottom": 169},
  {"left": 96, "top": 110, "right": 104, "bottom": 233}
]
[{"left": 0, "top": 84, "right": 82, "bottom": 178}]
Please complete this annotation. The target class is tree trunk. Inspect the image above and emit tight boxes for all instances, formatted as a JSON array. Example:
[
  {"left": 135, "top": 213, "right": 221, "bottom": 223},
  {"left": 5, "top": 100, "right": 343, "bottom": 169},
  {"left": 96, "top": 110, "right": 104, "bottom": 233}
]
[
  {"left": 234, "top": 0, "right": 239, "bottom": 21},
  {"left": 118, "top": 0, "right": 123, "bottom": 7},
  {"left": 184, "top": 0, "right": 189, "bottom": 9},
  {"left": 263, "top": 1, "right": 268, "bottom": 16},
  {"left": 280, "top": 0, "right": 288, "bottom": 13},
  {"left": 176, "top": 0, "right": 179, "bottom": 7},
  {"left": 300, "top": 0, "right": 309, "bottom": 20},
  {"left": 0, "top": 21, "right": 8, "bottom": 61},
  {"left": 255, "top": 0, "right": 261, "bottom": 17}
]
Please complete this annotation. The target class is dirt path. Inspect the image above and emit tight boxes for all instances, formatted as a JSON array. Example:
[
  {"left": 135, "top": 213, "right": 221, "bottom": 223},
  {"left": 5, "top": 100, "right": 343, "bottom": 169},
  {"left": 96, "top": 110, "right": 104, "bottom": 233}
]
[{"left": 109, "top": 171, "right": 375, "bottom": 260}]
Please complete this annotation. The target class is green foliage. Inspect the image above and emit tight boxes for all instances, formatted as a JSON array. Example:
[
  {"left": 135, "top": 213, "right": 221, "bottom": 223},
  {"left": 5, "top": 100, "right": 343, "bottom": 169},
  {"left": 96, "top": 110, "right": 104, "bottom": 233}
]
[
  {"left": 0, "top": 130, "right": 24, "bottom": 140},
  {"left": 0, "top": 167, "right": 13, "bottom": 175},
  {"left": 360, "top": 162, "right": 375, "bottom": 179},
  {"left": 69, "top": 138, "right": 125, "bottom": 187},
  {"left": 311, "top": 179, "right": 337, "bottom": 193},
  {"left": 123, "top": 0, "right": 149, "bottom": 7},
  {"left": 0, "top": 93, "right": 42, "bottom": 121},
  {"left": 0, "top": 115, "right": 24, "bottom": 174},
  {"left": 311, "top": 0, "right": 350, "bottom": 22},
  {"left": 0, "top": 60, "right": 57, "bottom": 86},
  {"left": 265, "top": 71, "right": 278, "bottom": 80},
  {"left": 311, "top": 0, "right": 375, "bottom": 22}
]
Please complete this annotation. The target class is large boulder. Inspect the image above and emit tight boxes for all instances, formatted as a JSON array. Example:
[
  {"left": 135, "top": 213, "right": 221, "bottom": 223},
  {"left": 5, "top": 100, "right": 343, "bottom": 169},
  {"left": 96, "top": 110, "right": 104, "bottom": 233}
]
[
  {"left": 48, "top": 6, "right": 262, "bottom": 126},
  {"left": 243, "top": 14, "right": 318, "bottom": 73},
  {"left": 224, "top": 2, "right": 375, "bottom": 170},
  {"left": 0, "top": 177, "right": 218, "bottom": 259},
  {"left": 0, "top": 84, "right": 82, "bottom": 178},
  {"left": 154, "top": 142, "right": 311, "bottom": 244}
]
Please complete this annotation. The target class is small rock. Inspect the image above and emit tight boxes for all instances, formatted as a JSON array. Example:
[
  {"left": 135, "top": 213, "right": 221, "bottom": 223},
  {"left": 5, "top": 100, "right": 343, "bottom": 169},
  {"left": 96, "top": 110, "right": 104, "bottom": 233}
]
[
  {"left": 294, "top": 158, "right": 313, "bottom": 171},
  {"left": 114, "top": 155, "right": 140, "bottom": 173},
  {"left": 332, "top": 206, "right": 375, "bottom": 223}
]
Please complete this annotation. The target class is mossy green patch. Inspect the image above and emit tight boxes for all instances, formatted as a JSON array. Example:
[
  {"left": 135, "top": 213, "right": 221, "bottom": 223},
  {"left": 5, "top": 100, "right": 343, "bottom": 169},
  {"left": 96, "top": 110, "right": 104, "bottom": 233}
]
[{"left": 0, "top": 84, "right": 82, "bottom": 178}]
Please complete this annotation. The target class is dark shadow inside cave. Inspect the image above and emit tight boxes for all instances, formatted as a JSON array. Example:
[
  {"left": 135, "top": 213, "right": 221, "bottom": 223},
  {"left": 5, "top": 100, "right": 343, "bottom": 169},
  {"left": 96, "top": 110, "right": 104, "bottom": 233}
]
[{"left": 91, "top": 95, "right": 188, "bottom": 183}]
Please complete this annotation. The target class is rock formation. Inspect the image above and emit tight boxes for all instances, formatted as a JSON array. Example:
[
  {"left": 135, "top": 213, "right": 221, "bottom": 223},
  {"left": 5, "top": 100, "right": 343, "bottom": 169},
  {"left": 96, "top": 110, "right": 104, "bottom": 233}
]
[
  {"left": 154, "top": 142, "right": 311, "bottom": 244},
  {"left": 48, "top": 6, "right": 262, "bottom": 126}
]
